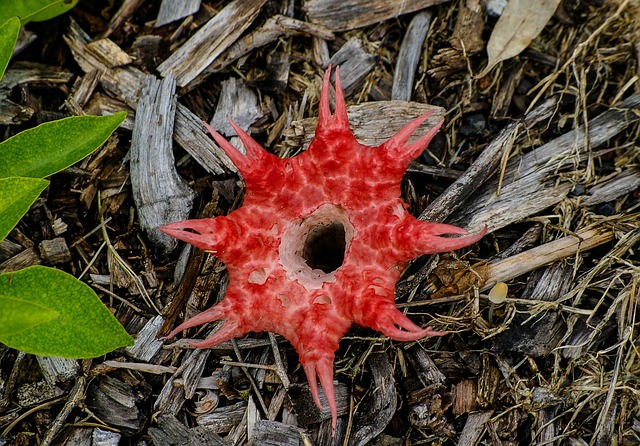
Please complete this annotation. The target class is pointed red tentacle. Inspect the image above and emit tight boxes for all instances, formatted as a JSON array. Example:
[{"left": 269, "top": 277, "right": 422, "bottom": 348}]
[
  {"left": 303, "top": 356, "right": 338, "bottom": 435},
  {"left": 317, "top": 64, "right": 332, "bottom": 128},
  {"left": 395, "top": 219, "right": 487, "bottom": 257},
  {"left": 384, "top": 116, "right": 443, "bottom": 164},
  {"left": 228, "top": 120, "right": 270, "bottom": 164},
  {"left": 332, "top": 66, "right": 348, "bottom": 127},
  {"left": 165, "top": 305, "right": 226, "bottom": 339},
  {"left": 189, "top": 320, "right": 241, "bottom": 348},
  {"left": 203, "top": 121, "right": 249, "bottom": 171},
  {"left": 316, "top": 356, "right": 338, "bottom": 435},
  {"left": 405, "top": 118, "right": 444, "bottom": 158},
  {"left": 383, "top": 111, "right": 435, "bottom": 152},
  {"left": 158, "top": 218, "right": 225, "bottom": 252},
  {"left": 303, "top": 362, "right": 323, "bottom": 410}
]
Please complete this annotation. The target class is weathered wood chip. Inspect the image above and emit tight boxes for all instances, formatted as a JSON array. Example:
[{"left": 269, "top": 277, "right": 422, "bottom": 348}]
[
  {"left": 149, "top": 413, "right": 227, "bottom": 446},
  {"left": 392, "top": 10, "right": 432, "bottom": 101},
  {"left": 65, "top": 18, "right": 231, "bottom": 174},
  {"left": 157, "top": 0, "right": 267, "bottom": 87},
  {"left": 85, "top": 38, "right": 133, "bottom": 68},
  {"left": 303, "top": 0, "right": 450, "bottom": 31},
  {"left": 130, "top": 75, "right": 194, "bottom": 255},
  {"left": 250, "top": 419, "right": 306, "bottom": 446},
  {"left": 350, "top": 353, "right": 397, "bottom": 446},
  {"left": 281, "top": 101, "right": 444, "bottom": 151},
  {"left": 328, "top": 38, "right": 375, "bottom": 96},
  {"left": 155, "top": 0, "right": 201, "bottom": 28},
  {"left": 210, "top": 78, "right": 263, "bottom": 138}
]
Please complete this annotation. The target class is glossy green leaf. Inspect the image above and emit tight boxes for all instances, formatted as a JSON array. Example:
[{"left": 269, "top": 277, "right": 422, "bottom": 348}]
[
  {"left": 0, "top": 0, "right": 79, "bottom": 26},
  {"left": 0, "top": 294, "right": 59, "bottom": 336},
  {"left": 0, "top": 177, "right": 49, "bottom": 242},
  {"left": 0, "top": 112, "right": 126, "bottom": 179},
  {"left": 0, "top": 17, "right": 20, "bottom": 81},
  {"left": 0, "top": 266, "right": 134, "bottom": 358}
]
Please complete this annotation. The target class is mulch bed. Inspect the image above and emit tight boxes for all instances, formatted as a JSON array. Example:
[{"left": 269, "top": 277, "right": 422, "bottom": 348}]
[{"left": 1, "top": 0, "right": 639, "bottom": 445}]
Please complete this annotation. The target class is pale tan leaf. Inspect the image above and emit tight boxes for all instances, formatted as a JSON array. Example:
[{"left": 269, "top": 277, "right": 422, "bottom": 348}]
[{"left": 479, "top": 0, "right": 561, "bottom": 76}]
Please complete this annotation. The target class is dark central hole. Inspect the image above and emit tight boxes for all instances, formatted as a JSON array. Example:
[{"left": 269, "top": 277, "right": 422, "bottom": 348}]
[{"left": 301, "top": 221, "right": 346, "bottom": 273}]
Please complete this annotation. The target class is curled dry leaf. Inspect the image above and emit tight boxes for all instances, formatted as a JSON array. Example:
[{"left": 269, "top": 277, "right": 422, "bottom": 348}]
[{"left": 479, "top": 0, "right": 562, "bottom": 77}]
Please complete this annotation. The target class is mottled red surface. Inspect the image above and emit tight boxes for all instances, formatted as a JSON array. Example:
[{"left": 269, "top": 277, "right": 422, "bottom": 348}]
[{"left": 160, "top": 67, "right": 485, "bottom": 431}]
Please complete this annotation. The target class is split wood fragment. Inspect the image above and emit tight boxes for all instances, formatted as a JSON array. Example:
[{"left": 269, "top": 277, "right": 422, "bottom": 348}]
[
  {"left": 392, "top": 10, "right": 433, "bottom": 101},
  {"left": 303, "top": 0, "right": 450, "bottom": 31},
  {"left": 155, "top": 0, "right": 201, "bottom": 28},
  {"left": 157, "top": 0, "right": 267, "bottom": 87},
  {"left": 130, "top": 75, "right": 194, "bottom": 255}
]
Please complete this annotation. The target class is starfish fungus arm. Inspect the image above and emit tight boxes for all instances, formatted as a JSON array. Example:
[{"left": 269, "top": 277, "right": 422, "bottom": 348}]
[
  {"left": 303, "top": 356, "right": 338, "bottom": 434},
  {"left": 158, "top": 217, "right": 236, "bottom": 254},
  {"left": 382, "top": 112, "right": 438, "bottom": 158},
  {"left": 317, "top": 65, "right": 332, "bottom": 128},
  {"left": 375, "top": 309, "right": 447, "bottom": 341},
  {"left": 332, "top": 66, "right": 348, "bottom": 126},
  {"left": 203, "top": 121, "right": 277, "bottom": 179},
  {"left": 394, "top": 218, "right": 487, "bottom": 258},
  {"left": 165, "top": 305, "right": 226, "bottom": 339},
  {"left": 190, "top": 320, "right": 240, "bottom": 348},
  {"left": 316, "top": 65, "right": 349, "bottom": 135}
]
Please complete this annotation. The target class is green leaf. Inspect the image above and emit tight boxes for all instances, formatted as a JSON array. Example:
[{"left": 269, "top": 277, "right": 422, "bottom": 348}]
[
  {"left": 0, "top": 17, "right": 20, "bottom": 81},
  {"left": 0, "top": 294, "right": 59, "bottom": 336},
  {"left": 0, "top": 0, "right": 79, "bottom": 26},
  {"left": 0, "top": 112, "right": 126, "bottom": 179},
  {"left": 0, "top": 177, "right": 49, "bottom": 242},
  {"left": 0, "top": 266, "right": 134, "bottom": 358}
]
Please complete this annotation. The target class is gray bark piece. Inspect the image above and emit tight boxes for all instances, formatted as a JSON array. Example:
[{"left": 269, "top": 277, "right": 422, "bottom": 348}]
[
  {"left": 92, "top": 429, "right": 121, "bottom": 446},
  {"left": 210, "top": 78, "right": 263, "bottom": 137},
  {"left": 126, "top": 315, "right": 165, "bottom": 362},
  {"left": 155, "top": 0, "right": 201, "bottom": 27},
  {"left": 149, "top": 413, "right": 227, "bottom": 446},
  {"left": 197, "top": 401, "right": 248, "bottom": 433},
  {"left": 303, "top": 0, "right": 450, "bottom": 31},
  {"left": 583, "top": 167, "right": 640, "bottom": 206},
  {"left": 282, "top": 101, "right": 444, "bottom": 151},
  {"left": 457, "top": 411, "right": 493, "bottom": 446},
  {"left": 36, "top": 356, "right": 79, "bottom": 386},
  {"left": 130, "top": 75, "right": 195, "bottom": 255},
  {"left": 328, "top": 38, "right": 376, "bottom": 96},
  {"left": 392, "top": 11, "right": 432, "bottom": 101},
  {"left": 406, "top": 345, "right": 447, "bottom": 388},
  {"left": 420, "top": 96, "right": 558, "bottom": 223},
  {"left": 349, "top": 353, "right": 397, "bottom": 446},
  {"left": 157, "top": 0, "right": 267, "bottom": 87},
  {"left": 250, "top": 420, "right": 306, "bottom": 446}
]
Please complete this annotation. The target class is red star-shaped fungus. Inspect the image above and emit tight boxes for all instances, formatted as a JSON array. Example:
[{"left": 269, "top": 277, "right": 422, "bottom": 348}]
[{"left": 160, "top": 66, "right": 485, "bottom": 432}]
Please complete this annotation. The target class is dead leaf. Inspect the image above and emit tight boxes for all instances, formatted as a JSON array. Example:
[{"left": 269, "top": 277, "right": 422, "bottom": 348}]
[{"left": 479, "top": 0, "right": 561, "bottom": 77}]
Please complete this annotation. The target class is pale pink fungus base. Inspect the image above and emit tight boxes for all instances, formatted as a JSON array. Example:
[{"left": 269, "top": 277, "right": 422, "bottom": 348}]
[{"left": 160, "top": 66, "right": 486, "bottom": 432}]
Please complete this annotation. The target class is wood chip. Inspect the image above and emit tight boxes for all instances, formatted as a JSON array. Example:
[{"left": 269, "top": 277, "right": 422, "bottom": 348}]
[
  {"left": 392, "top": 10, "right": 432, "bottom": 101},
  {"left": 350, "top": 353, "right": 397, "bottom": 446},
  {"left": 210, "top": 78, "right": 263, "bottom": 137},
  {"left": 39, "top": 237, "right": 71, "bottom": 264},
  {"left": 328, "top": 38, "right": 375, "bottom": 96},
  {"left": 85, "top": 38, "right": 133, "bottom": 68},
  {"left": 303, "top": 0, "right": 450, "bottom": 31},
  {"left": 149, "top": 413, "right": 227, "bottom": 446},
  {"left": 130, "top": 75, "right": 195, "bottom": 255},
  {"left": 157, "top": 0, "right": 267, "bottom": 87},
  {"left": 155, "top": 0, "right": 201, "bottom": 28}
]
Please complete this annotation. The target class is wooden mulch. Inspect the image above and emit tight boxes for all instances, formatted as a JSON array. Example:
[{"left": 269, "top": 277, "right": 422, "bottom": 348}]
[{"left": 1, "top": 0, "right": 639, "bottom": 445}]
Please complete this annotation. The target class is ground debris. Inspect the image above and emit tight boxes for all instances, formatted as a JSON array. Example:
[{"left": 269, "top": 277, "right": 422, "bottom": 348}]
[{"left": 1, "top": 0, "right": 639, "bottom": 445}]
